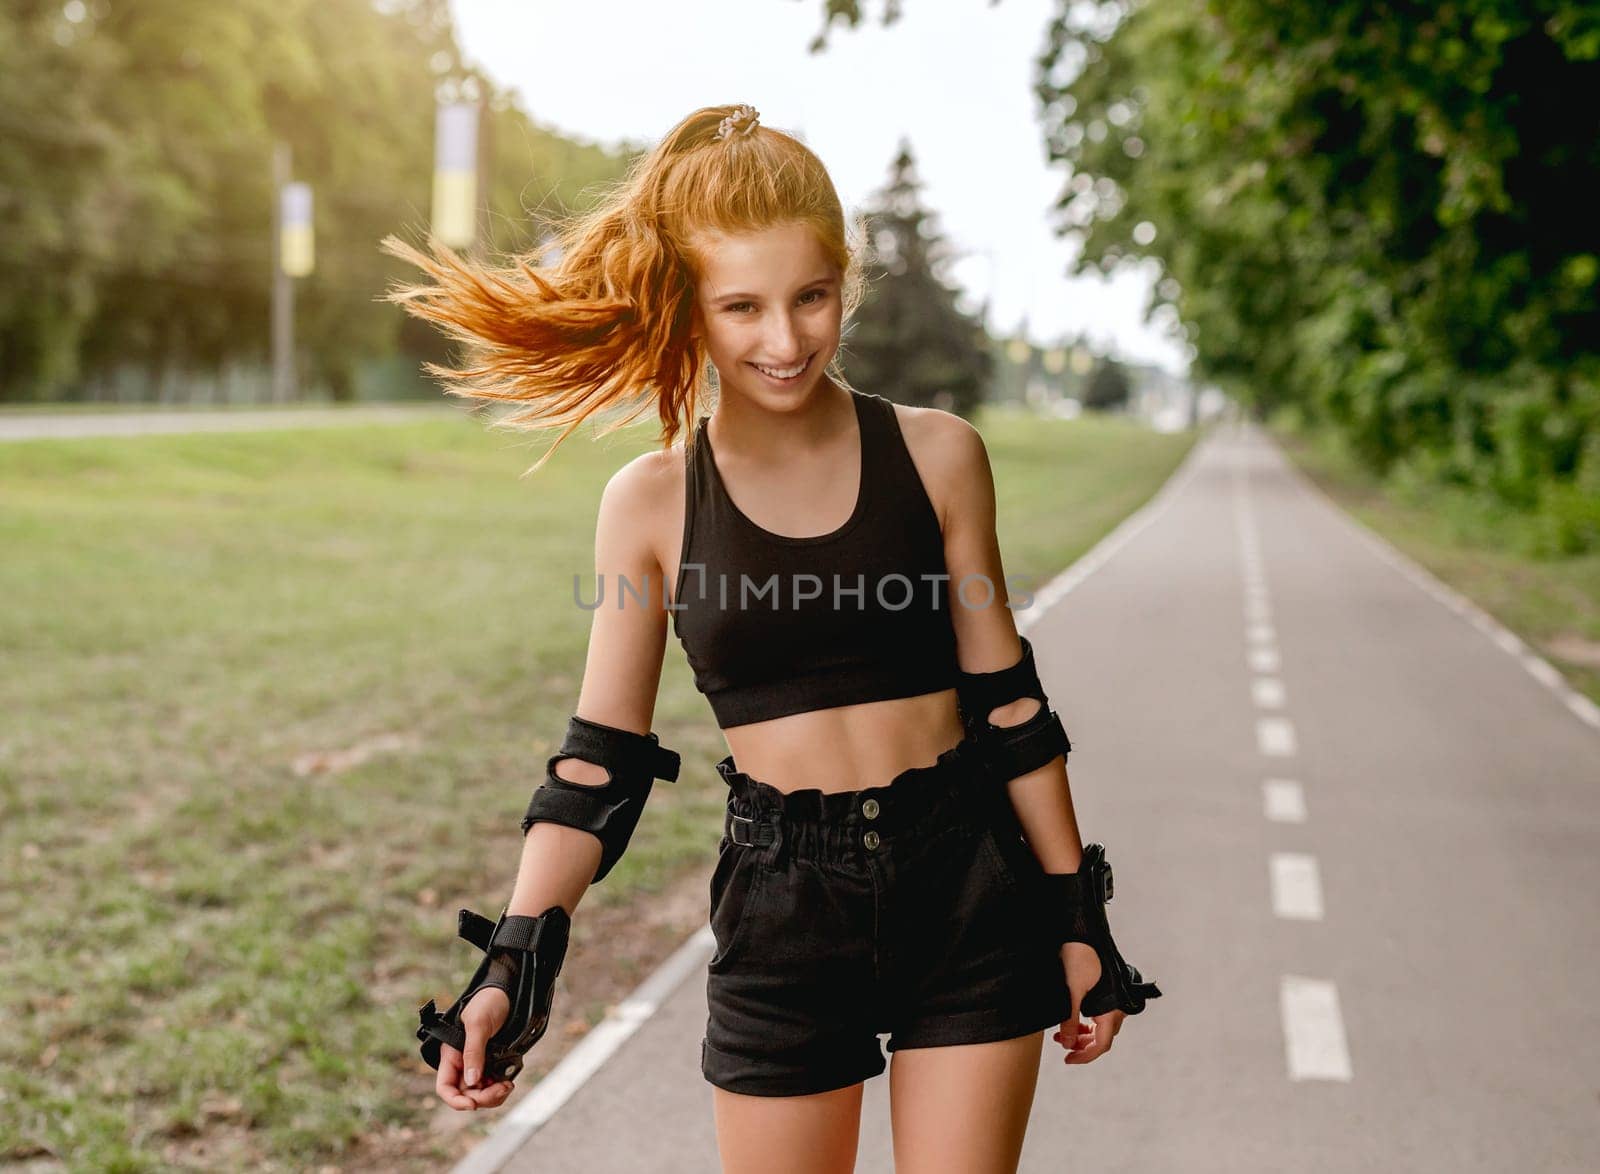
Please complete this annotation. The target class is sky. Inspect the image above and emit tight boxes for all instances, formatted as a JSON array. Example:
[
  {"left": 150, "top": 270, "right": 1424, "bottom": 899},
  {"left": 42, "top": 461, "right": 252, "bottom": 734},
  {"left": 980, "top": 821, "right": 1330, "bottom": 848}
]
[{"left": 451, "top": 0, "right": 1190, "bottom": 375}]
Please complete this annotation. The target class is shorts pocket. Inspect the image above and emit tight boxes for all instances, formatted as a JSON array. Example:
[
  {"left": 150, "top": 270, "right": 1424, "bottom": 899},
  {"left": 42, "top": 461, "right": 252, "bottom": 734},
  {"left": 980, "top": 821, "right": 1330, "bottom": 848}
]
[{"left": 708, "top": 843, "right": 769, "bottom": 973}]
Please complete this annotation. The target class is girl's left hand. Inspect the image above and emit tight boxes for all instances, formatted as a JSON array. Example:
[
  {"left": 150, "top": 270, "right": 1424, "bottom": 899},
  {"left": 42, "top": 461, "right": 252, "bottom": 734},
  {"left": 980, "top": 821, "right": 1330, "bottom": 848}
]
[{"left": 1052, "top": 941, "right": 1125, "bottom": 1064}]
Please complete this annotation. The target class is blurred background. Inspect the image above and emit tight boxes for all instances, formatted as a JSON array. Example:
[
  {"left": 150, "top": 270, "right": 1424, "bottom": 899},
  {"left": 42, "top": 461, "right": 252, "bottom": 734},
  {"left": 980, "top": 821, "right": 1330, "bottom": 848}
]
[{"left": 3, "top": 1, "right": 1596, "bottom": 1171}]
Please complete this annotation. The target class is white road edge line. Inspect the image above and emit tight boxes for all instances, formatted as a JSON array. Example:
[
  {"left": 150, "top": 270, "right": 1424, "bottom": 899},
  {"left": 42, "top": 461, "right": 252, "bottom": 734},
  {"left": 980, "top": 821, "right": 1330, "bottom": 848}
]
[
  {"left": 1016, "top": 427, "right": 1215, "bottom": 635},
  {"left": 1279, "top": 975, "right": 1353, "bottom": 1080},
  {"left": 449, "top": 928, "right": 717, "bottom": 1174},
  {"left": 1270, "top": 428, "right": 1600, "bottom": 737}
]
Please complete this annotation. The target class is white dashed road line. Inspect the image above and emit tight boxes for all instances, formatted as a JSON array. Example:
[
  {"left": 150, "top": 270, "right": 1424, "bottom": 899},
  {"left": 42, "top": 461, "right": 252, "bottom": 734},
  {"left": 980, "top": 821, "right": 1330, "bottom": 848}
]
[
  {"left": 1234, "top": 431, "right": 1352, "bottom": 1087},
  {"left": 1269, "top": 853, "right": 1325, "bottom": 920},
  {"left": 1279, "top": 976, "right": 1353, "bottom": 1081},
  {"left": 1252, "top": 678, "right": 1286, "bottom": 709},
  {"left": 1256, "top": 716, "right": 1298, "bottom": 757},
  {"left": 1262, "top": 779, "right": 1308, "bottom": 823},
  {"left": 1248, "top": 646, "right": 1282, "bottom": 673}
]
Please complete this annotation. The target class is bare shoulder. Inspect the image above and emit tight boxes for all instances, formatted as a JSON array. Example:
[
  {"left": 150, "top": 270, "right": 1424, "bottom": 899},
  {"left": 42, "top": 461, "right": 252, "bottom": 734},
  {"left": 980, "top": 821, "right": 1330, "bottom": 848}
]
[
  {"left": 598, "top": 444, "right": 685, "bottom": 578},
  {"left": 886, "top": 400, "right": 991, "bottom": 532}
]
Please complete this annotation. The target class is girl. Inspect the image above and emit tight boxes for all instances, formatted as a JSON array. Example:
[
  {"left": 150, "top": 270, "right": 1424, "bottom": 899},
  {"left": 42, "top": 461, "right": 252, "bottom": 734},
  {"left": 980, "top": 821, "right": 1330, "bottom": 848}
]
[{"left": 386, "top": 103, "right": 1157, "bottom": 1173}]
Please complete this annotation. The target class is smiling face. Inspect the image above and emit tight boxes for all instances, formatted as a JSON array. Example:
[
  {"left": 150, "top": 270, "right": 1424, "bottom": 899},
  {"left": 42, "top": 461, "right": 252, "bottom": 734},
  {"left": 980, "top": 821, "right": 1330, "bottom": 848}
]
[{"left": 688, "top": 221, "right": 844, "bottom": 409}]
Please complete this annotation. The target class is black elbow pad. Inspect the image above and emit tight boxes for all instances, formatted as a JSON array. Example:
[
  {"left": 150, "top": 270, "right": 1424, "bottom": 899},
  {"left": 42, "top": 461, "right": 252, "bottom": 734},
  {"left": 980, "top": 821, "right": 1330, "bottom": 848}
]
[
  {"left": 520, "top": 715, "right": 681, "bottom": 884},
  {"left": 956, "top": 636, "right": 1073, "bottom": 778}
]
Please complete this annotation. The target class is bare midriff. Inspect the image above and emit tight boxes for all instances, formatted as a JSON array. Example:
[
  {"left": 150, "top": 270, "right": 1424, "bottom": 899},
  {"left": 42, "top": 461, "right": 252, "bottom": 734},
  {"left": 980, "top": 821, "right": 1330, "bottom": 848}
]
[{"left": 719, "top": 686, "right": 966, "bottom": 794}]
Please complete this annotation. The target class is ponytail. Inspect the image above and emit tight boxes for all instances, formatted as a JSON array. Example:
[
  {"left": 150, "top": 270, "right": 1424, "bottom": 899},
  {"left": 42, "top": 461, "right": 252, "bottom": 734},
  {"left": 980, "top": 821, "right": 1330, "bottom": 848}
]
[{"left": 381, "top": 104, "right": 867, "bottom": 475}]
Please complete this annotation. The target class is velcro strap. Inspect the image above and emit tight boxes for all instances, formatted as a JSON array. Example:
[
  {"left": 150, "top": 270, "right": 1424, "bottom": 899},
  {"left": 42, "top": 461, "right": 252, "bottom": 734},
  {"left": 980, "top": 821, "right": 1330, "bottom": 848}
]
[
  {"left": 489, "top": 913, "right": 553, "bottom": 953},
  {"left": 987, "top": 706, "right": 1073, "bottom": 778},
  {"left": 418, "top": 998, "right": 467, "bottom": 1054},
  {"left": 457, "top": 909, "right": 498, "bottom": 952},
  {"left": 456, "top": 908, "right": 554, "bottom": 955},
  {"left": 957, "top": 635, "right": 1046, "bottom": 722},
  {"left": 557, "top": 715, "right": 680, "bottom": 783},
  {"left": 523, "top": 781, "right": 626, "bottom": 834}
]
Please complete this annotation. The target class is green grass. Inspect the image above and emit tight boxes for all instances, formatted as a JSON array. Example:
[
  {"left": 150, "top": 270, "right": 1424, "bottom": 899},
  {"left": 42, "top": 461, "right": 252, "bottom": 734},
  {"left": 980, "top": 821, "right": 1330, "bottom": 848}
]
[
  {"left": 1266, "top": 416, "right": 1600, "bottom": 707},
  {"left": 0, "top": 407, "right": 1197, "bottom": 1171}
]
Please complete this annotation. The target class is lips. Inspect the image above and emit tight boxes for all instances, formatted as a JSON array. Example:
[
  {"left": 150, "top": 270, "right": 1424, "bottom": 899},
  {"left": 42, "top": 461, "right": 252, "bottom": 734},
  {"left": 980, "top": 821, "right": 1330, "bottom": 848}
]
[{"left": 748, "top": 353, "right": 814, "bottom": 383}]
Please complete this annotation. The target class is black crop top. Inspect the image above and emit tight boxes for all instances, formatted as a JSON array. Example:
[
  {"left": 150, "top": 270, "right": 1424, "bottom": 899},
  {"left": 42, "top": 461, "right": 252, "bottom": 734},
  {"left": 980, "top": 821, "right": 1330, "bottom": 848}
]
[{"left": 671, "top": 389, "right": 960, "bottom": 728}]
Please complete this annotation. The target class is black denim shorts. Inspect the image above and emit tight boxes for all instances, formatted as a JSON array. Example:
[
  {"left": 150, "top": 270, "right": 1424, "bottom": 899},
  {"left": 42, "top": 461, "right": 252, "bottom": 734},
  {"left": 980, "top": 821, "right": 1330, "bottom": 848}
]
[{"left": 700, "top": 736, "right": 1073, "bottom": 1098}]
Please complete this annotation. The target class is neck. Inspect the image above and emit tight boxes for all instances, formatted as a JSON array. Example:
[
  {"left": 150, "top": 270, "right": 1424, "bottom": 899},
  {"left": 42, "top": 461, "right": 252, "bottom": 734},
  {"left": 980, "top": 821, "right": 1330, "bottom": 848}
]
[{"left": 708, "top": 377, "right": 854, "bottom": 461}]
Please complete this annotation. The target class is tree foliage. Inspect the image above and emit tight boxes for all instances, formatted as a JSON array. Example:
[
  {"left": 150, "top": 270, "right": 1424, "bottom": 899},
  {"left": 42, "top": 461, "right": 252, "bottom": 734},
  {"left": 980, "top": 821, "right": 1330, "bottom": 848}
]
[
  {"left": 0, "top": 0, "right": 631, "bottom": 402},
  {"left": 841, "top": 141, "right": 991, "bottom": 416},
  {"left": 812, "top": 0, "right": 1600, "bottom": 552},
  {"left": 1034, "top": 0, "right": 1600, "bottom": 551}
]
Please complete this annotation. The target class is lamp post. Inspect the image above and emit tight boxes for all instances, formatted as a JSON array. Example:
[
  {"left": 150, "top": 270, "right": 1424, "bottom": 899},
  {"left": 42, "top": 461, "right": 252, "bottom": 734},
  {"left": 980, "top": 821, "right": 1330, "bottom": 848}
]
[{"left": 270, "top": 144, "right": 313, "bottom": 403}]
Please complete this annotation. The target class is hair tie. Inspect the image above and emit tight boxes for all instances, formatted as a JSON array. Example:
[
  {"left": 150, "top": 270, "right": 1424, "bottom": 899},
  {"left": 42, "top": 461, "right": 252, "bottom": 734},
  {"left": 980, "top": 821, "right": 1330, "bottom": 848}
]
[{"left": 715, "top": 105, "right": 760, "bottom": 141}]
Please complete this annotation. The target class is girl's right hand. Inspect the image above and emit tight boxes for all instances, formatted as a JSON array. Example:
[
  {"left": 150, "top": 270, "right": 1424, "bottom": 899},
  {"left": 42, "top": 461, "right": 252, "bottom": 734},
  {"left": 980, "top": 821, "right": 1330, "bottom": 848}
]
[{"left": 434, "top": 986, "right": 516, "bottom": 1111}]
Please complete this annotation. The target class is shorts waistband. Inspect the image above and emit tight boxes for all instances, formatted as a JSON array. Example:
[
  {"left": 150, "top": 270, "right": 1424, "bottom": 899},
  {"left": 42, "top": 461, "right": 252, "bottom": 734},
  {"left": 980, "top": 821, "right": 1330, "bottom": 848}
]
[{"left": 716, "top": 736, "right": 992, "bottom": 846}]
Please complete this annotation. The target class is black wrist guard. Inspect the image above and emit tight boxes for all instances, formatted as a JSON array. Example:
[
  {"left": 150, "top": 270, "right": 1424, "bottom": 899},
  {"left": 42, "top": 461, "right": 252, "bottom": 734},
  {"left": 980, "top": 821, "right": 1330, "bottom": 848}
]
[
  {"left": 416, "top": 904, "right": 571, "bottom": 1084},
  {"left": 1040, "top": 843, "right": 1162, "bottom": 1017}
]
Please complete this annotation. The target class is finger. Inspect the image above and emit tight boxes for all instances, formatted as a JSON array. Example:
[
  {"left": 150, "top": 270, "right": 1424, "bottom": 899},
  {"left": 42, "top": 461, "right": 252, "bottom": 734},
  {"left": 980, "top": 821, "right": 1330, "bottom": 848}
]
[
  {"left": 461, "top": 1021, "right": 488, "bottom": 1091},
  {"left": 1065, "top": 1017, "right": 1116, "bottom": 1064},
  {"left": 1051, "top": 1015, "right": 1086, "bottom": 1048},
  {"left": 465, "top": 1079, "right": 515, "bottom": 1108},
  {"left": 1062, "top": 1019, "right": 1099, "bottom": 1062},
  {"left": 1051, "top": 983, "right": 1082, "bottom": 1047},
  {"left": 434, "top": 1048, "right": 477, "bottom": 1111},
  {"left": 1043, "top": 1017, "right": 1094, "bottom": 1055}
]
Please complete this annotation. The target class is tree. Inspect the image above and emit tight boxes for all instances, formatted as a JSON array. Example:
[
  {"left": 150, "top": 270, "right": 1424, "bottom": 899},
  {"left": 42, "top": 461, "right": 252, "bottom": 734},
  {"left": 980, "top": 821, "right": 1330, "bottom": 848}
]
[
  {"left": 1083, "top": 356, "right": 1131, "bottom": 411},
  {"left": 1032, "top": 0, "right": 1600, "bottom": 546},
  {"left": 810, "top": 1, "right": 1600, "bottom": 554},
  {"left": 0, "top": 0, "right": 634, "bottom": 404},
  {"left": 841, "top": 140, "right": 991, "bottom": 417}
]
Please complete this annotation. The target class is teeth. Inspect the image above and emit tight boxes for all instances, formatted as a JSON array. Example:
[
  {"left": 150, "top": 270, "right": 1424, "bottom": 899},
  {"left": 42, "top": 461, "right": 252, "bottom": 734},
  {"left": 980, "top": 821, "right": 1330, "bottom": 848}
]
[{"left": 755, "top": 357, "right": 808, "bottom": 379}]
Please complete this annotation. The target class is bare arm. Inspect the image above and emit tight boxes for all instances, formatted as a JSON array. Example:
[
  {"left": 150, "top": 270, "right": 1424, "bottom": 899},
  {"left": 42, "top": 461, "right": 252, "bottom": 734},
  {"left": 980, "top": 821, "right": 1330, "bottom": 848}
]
[
  {"left": 504, "top": 451, "right": 673, "bottom": 917},
  {"left": 932, "top": 414, "right": 1085, "bottom": 873},
  {"left": 931, "top": 414, "right": 1135, "bottom": 1062},
  {"left": 436, "top": 452, "right": 674, "bottom": 1110}
]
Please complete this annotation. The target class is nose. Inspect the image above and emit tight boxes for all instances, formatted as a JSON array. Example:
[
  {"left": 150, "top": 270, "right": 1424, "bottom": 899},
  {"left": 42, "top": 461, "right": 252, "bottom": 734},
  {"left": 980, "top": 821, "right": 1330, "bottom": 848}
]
[{"left": 764, "top": 312, "right": 803, "bottom": 363}]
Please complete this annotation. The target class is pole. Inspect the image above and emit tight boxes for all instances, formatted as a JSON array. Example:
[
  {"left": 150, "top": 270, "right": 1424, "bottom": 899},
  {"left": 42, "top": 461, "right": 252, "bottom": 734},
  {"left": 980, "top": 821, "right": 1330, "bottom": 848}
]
[
  {"left": 475, "top": 98, "right": 494, "bottom": 260},
  {"left": 271, "top": 141, "right": 295, "bottom": 403}
]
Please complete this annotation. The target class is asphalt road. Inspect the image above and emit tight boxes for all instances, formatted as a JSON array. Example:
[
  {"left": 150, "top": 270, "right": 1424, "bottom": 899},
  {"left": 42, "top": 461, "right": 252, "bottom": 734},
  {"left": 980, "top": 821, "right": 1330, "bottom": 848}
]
[{"left": 475, "top": 418, "right": 1599, "bottom": 1172}]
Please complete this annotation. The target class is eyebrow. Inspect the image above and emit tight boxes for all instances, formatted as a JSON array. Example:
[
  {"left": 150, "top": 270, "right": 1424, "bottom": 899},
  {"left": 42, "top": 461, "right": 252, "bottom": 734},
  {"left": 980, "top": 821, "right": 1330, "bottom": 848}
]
[{"left": 713, "top": 274, "right": 838, "bottom": 304}]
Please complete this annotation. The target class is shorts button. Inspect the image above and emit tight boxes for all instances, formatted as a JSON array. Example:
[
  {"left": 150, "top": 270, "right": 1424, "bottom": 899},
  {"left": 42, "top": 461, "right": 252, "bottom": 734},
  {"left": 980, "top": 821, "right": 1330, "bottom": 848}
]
[
  {"left": 862, "top": 799, "right": 880, "bottom": 819},
  {"left": 863, "top": 830, "right": 880, "bottom": 850}
]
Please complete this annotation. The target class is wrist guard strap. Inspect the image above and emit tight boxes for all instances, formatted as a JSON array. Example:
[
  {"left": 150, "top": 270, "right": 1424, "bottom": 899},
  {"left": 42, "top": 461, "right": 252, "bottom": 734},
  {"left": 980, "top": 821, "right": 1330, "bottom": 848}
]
[
  {"left": 416, "top": 904, "right": 571, "bottom": 1084},
  {"left": 1040, "top": 843, "right": 1163, "bottom": 1017}
]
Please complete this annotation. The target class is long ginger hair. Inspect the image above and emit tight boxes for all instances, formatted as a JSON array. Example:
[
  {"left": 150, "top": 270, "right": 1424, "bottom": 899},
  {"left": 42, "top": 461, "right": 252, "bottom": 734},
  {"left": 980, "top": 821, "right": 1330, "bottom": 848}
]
[{"left": 381, "top": 103, "right": 869, "bottom": 474}]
